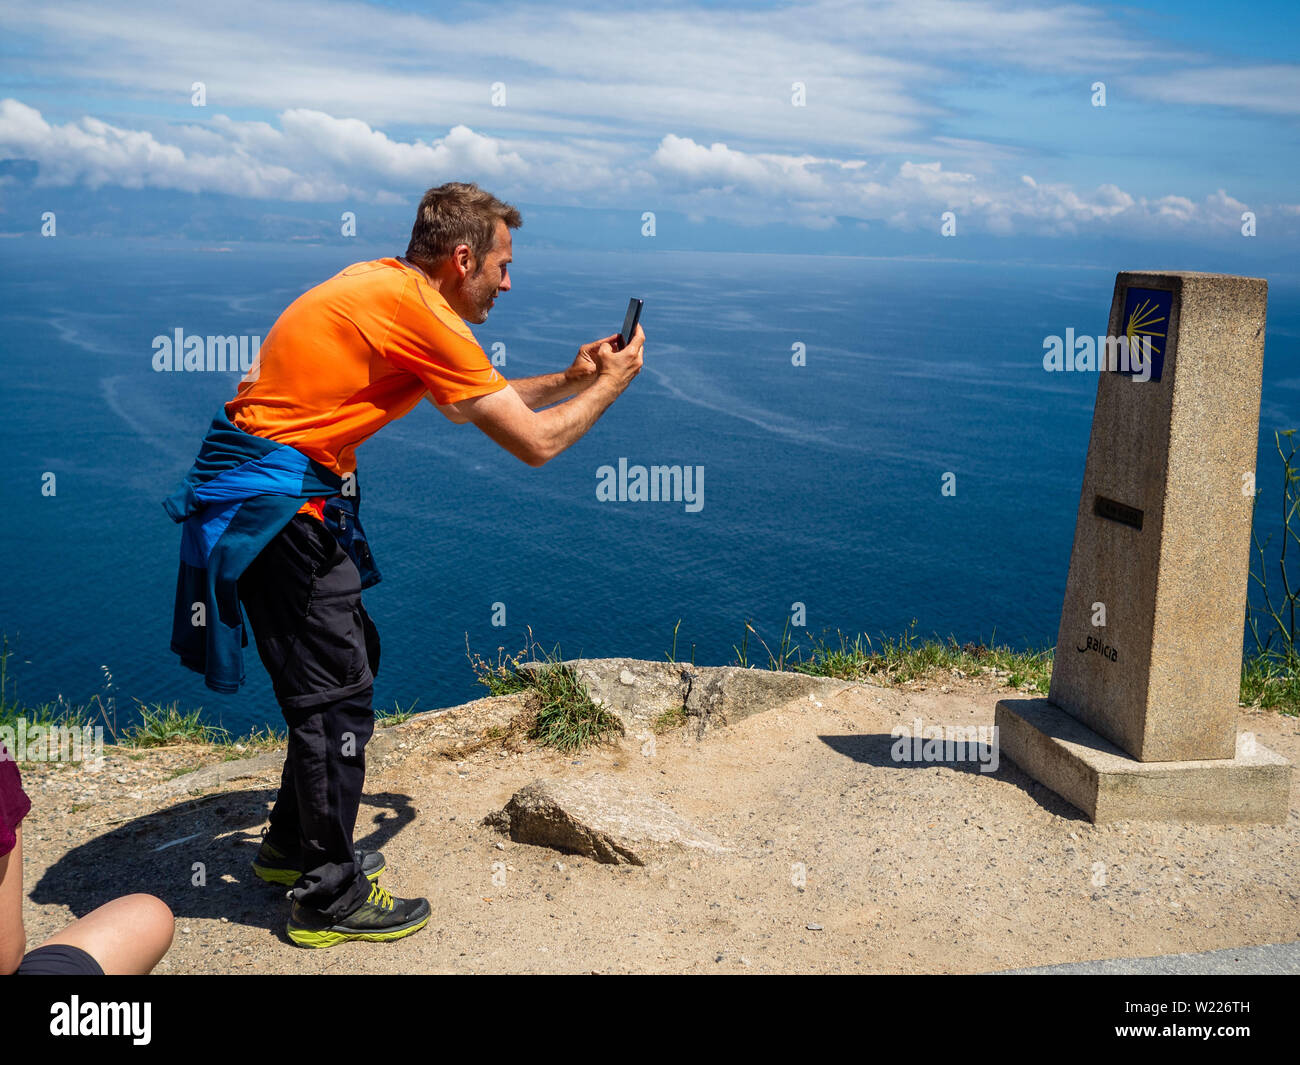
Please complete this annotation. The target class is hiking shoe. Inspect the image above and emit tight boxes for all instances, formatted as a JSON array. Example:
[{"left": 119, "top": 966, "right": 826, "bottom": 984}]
[
  {"left": 286, "top": 881, "right": 430, "bottom": 948},
  {"left": 251, "top": 831, "right": 385, "bottom": 886}
]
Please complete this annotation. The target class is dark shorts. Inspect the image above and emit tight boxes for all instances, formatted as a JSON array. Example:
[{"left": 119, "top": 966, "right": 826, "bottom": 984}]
[
  {"left": 238, "top": 515, "right": 380, "bottom": 711},
  {"left": 16, "top": 943, "right": 104, "bottom": 975}
]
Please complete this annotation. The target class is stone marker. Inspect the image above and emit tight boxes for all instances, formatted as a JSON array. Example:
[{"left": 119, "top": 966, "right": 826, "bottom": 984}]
[{"left": 997, "top": 271, "right": 1291, "bottom": 823}]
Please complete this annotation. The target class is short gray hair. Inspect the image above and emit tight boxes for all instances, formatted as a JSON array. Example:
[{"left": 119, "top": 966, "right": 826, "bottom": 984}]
[{"left": 405, "top": 182, "right": 521, "bottom": 269}]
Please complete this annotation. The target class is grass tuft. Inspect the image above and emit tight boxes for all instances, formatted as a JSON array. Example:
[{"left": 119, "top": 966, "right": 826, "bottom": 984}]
[
  {"left": 466, "top": 633, "right": 533, "bottom": 696},
  {"left": 376, "top": 698, "right": 420, "bottom": 728},
  {"left": 118, "top": 701, "right": 225, "bottom": 748},
  {"left": 1240, "top": 652, "right": 1300, "bottom": 714},
  {"left": 528, "top": 662, "right": 623, "bottom": 752},
  {"left": 467, "top": 628, "right": 622, "bottom": 751},
  {"left": 733, "top": 620, "right": 1054, "bottom": 696}
]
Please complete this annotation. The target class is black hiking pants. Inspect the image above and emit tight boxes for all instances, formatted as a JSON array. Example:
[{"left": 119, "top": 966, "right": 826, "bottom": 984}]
[{"left": 238, "top": 514, "right": 380, "bottom": 919}]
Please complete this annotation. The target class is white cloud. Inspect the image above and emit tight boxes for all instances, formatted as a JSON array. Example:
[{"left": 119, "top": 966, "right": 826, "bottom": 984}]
[
  {"left": 0, "top": 99, "right": 524, "bottom": 202},
  {"left": 0, "top": 0, "right": 1216, "bottom": 157},
  {"left": 0, "top": 99, "right": 1281, "bottom": 238},
  {"left": 0, "top": 0, "right": 1294, "bottom": 241},
  {"left": 897, "top": 161, "right": 976, "bottom": 187},
  {"left": 1126, "top": 65, "right": 1300, "bottom": 116},
  {"left": 650, "top": 135, "right": 829, "bottom": 196},
  {"left": 0, "top": 98, "right": 320, "bottom": 198}
]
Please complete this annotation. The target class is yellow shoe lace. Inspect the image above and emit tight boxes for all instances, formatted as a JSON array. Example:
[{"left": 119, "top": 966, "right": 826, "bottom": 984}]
[{"left": 368, "top": 881, "right": 395, "bottom": 912}]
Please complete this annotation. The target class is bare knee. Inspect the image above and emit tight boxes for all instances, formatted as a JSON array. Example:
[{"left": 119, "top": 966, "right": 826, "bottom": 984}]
[
  {"left": 43, "top": 893, "right": 175, "bottom": 974},
  {"left": 118, "top": 894, "right": 175, "bottom": 952}
]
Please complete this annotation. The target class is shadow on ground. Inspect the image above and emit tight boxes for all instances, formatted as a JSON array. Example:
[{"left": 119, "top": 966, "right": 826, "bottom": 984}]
[
  {"left": 818, "top": 733, "right": 1087, "bottom": 821},
  {"left": 30, "top": 787, "right": 417, "bottom": 938}
]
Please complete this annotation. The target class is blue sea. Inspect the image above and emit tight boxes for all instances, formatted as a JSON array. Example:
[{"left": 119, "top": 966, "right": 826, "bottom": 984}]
[{"left": 2, "top": 239, "right": 1297, "bottom": 734}]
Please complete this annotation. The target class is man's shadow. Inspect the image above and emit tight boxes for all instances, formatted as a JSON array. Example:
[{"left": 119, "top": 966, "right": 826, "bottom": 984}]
[{"left": 30, "top": 788, "right": 417, "bottom": 940}]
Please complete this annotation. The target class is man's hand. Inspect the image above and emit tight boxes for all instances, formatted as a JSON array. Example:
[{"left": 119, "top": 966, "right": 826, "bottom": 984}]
[
  {"left": 565, "top": 333, "right": 619, "bottom": 388},
  {"left": 590, "top": 325, "right": 644, "bottom": 391}
]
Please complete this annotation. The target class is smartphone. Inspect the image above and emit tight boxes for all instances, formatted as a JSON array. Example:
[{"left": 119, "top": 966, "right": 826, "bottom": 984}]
[{"left": 618, "top": 298, "right": 644, "bottom": 350}]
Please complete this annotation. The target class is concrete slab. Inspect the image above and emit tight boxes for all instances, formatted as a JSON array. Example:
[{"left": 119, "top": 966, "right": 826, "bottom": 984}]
[{"left": 995, "top": 697, "right": 1291, "bottom": 824}]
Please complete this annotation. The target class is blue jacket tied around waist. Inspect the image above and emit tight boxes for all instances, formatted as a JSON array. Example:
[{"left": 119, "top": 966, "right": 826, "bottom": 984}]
[{"left": 164, "top": 409, "right": 381, "bottom": 694}]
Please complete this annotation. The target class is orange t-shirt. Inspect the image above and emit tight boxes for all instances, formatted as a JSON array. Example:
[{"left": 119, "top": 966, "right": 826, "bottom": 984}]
[{"left": 225, "top": 257, "right": 507, "bottom": 518}]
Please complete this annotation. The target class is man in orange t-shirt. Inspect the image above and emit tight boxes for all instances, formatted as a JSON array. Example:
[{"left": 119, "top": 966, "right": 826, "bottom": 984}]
[{"left": 232, "top": 182, "right": 645, "bottom": 948}]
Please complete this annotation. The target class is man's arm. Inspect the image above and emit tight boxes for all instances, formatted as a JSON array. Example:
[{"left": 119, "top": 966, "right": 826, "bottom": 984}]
[
  {"left": 452, "top": 327, "right": 644, "bottom": 466},
  {"left": 508, "top": 368, "right": 592, "bottom": 409},
  {"left": 432, "top": 332, "right": 620, "bottom": 424}
]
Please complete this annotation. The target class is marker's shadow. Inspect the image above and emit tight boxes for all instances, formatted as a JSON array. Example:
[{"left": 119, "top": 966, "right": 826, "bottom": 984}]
[
  {"left": 29, "top": 788, "right": 417, "bottom": 939},
  {"left": 818, "top": 733, "right": 1088, "bottom": 821}
]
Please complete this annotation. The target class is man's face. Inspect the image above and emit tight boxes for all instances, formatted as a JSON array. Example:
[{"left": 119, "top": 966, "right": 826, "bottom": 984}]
[{"left": 455, "top": 219, "right": 512, "bottom": 324}]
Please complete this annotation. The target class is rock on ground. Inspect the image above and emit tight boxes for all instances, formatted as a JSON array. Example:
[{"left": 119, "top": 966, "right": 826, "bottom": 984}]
[
  {"left": 521, "top": 657, "right": 853, "bottom": 736},
  {"left": 484, "top": 773, "right": 728, "bottom": 865}
]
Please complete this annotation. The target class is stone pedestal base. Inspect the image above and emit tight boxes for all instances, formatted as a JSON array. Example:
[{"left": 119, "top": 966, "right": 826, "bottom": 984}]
[{"left": 995, "top": 698, "right": 1291, "bottom": 824}]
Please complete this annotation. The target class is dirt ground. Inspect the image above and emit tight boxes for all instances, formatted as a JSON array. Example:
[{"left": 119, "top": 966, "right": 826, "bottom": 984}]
[{"left": 15, "top": 673, "right": 1300, "bottom": 974}]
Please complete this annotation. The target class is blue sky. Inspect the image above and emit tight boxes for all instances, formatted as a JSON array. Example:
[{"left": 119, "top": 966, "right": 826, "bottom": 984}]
[{"left": 0, "top": 0, "right": 1297, "bottom": 251}]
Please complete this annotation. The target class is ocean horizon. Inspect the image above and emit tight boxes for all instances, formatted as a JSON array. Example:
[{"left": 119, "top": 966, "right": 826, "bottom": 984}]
[{"left": 2, "top": 238, "right": 1296, "bottom": 735}]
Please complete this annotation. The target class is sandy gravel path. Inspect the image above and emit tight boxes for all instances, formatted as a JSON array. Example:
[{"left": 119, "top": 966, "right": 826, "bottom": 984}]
[{"left": 16, "top": 673, "right": 1299, "bottom": 973}]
